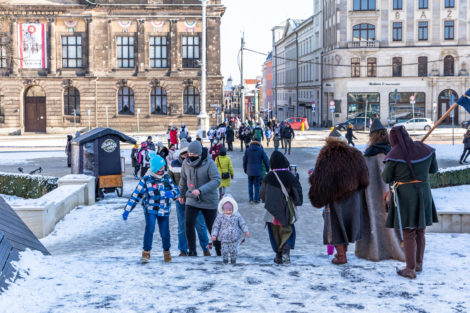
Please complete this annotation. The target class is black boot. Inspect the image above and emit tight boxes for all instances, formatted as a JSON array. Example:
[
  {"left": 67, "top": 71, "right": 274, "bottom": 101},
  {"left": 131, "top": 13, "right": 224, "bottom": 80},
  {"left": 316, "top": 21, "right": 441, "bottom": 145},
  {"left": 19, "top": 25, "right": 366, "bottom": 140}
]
[
  {"left": 274, "top": 251, "right": 282, "bottom": 264},
  {"left": 281, "top": 244, "right": 291, "bottom": 264},
  {"left": 188, "top": 250, "right": 197, "bottom": 257}
]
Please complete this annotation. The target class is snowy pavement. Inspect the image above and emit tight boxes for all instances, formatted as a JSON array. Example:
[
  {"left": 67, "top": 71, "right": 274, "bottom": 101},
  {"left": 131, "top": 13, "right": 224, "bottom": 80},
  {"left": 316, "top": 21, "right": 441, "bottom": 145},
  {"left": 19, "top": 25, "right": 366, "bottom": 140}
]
[{"left": 1, "top": 147, "right": 470, "bottom": 312}]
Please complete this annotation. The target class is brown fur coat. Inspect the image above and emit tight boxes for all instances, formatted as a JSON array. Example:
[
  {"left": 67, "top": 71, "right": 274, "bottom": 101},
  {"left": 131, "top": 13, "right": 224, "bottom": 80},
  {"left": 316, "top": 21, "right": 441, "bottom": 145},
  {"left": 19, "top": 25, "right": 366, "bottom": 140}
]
[{"left": 309, "top": 138, "right": 369, "bottom": 208}]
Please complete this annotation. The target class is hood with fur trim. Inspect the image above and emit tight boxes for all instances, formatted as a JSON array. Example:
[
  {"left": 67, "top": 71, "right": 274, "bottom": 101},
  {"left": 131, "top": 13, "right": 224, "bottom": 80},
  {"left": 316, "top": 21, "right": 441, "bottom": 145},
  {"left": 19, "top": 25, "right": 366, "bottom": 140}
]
[{"left": 217, "top": 194, "right": 239, "bottom": 215}]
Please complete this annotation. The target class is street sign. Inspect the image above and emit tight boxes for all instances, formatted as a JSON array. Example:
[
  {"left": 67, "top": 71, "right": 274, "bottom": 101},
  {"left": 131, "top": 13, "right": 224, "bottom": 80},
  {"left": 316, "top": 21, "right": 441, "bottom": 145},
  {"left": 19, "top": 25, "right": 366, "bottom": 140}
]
[
  {"left": 312, "top": 101, "right": 316, "bottom": 113},
  {"left": 329, "top": 100, "right": 335, "bottom": 113},
  {"left": 312, "top": 106, "right": 316, "bottom": 113},
  {"left": 209, "top": 104, "right": 218, "bottom": 108},
  {"left": 409, "top": 95, "right": 415, "bottom": 102}
]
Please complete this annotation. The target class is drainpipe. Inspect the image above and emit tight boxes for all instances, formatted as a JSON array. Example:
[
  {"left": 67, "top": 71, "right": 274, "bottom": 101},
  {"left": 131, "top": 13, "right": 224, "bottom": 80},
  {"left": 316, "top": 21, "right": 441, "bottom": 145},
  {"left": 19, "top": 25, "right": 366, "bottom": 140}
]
[
  {"left": 296, "top": 32, "right": 299, "bottom": 117},
  {"left": 95, "top": 77, "right": 98, "bottom": 128}
]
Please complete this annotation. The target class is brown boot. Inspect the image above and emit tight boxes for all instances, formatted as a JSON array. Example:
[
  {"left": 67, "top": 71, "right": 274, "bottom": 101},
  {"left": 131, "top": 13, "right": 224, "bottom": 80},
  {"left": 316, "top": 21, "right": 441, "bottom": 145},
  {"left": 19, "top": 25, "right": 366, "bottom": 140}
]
[
  {"left": 163, "top": 250, "right": 172, "bottom": 263},
  {"left": 141, "top": 250, "right": 151, "bottom": 263},
  {"left": 397, "top": 268, "right": 416, "bottom": 279},
  {"left": 203, "top": 250, "right": 211, "bottom": 257},
  {"left": 179, "top": 250, "right": 187, "bottom": 257},
  {"left": 332, "top": 245, "right": 347, "bottom": 265}
]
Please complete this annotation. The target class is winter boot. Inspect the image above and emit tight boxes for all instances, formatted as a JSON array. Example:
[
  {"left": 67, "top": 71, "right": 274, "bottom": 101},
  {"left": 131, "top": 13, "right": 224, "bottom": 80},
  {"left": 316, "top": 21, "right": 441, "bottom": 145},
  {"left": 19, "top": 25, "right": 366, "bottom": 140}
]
[
  {"left": 179, "top": 250, "right": 187, "bottom": 257},
  {"left": 281, "top": 244, "right": 291, "bottom": 265},
  {"left": 223, "top": 257, "right": 229, "bottom": 264},
  {"left": 216, "top": 249, "right": 222, "bottom": 257},
  {"left": 163, "top": 250, "right": 172, "bottom": 263},
  {"left": 397, "top": 268, "right": 416, "bottom": 279},
  {"left": 188, "top": 250, "right": 197, "bottom": 257},
  {"left": 141, "top": 250, "right": 151, "bottom": 263},
  {"left": 231, "top": 257, "right": 237, "bottom": 265},
  {"left": 203, "top": 250, "right": 211, "bottom": 257},
  {"left": 274, "top": 251, "right": 283, "bottom": 264},
  {"left": 332, "top": 245, "right": 347, "bottom": 265}
]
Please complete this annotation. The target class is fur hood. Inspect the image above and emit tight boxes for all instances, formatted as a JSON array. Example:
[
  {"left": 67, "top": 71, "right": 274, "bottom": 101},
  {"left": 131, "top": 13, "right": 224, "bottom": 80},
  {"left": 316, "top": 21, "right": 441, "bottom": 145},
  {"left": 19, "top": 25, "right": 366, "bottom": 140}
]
[
  {"left": 309, "top": 138, "right": 369, "bottom": 208},
  {"left": 217, "top": 194, "right": 238, "bottom": 214}
]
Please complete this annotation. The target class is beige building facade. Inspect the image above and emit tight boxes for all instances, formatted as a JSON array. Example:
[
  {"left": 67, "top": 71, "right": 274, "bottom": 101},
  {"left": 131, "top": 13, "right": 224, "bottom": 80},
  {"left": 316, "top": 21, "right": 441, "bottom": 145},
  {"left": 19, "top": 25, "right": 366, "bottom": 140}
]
[{"left": 0, "top": 0, "right": 225, "bottom": 134}]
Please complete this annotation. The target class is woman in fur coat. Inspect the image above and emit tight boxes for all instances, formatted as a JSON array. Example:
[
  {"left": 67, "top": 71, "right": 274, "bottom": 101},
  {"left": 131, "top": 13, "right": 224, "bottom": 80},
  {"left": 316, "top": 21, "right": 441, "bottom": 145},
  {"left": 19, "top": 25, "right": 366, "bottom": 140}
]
[
  {"left": 308, "top": 129, "right": 369, "bottom": 265},
  {"left": 354, "top": 119, "right": 405, "bottom": 262}
]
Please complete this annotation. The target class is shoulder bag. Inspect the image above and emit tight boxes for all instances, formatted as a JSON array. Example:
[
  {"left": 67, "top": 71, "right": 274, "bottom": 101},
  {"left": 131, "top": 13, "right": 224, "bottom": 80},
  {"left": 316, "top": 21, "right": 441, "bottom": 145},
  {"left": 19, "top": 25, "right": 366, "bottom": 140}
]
[
  {"left": 273, "top": 171, "right": 297, "bottom": 225},
  {"left": 217, "top": 157, "right": 231, "bottom": 179}
]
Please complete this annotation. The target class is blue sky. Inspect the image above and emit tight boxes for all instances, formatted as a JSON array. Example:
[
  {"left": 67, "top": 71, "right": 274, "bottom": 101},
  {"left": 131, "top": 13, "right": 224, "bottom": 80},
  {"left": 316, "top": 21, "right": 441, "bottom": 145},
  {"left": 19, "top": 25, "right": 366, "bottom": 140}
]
[{"left": 220, "top": 0, "right": 313, "bottom": 85}]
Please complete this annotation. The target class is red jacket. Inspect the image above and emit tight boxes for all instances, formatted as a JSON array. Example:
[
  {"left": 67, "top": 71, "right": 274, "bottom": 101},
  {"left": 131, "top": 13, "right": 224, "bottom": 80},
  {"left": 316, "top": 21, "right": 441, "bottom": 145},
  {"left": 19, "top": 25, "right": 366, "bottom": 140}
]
[
  {"left": 209, "top": 144, "right": 222, "bottom": 161},
  {"left": 170, "top": 129, "right": 178, "bottom": 145}
]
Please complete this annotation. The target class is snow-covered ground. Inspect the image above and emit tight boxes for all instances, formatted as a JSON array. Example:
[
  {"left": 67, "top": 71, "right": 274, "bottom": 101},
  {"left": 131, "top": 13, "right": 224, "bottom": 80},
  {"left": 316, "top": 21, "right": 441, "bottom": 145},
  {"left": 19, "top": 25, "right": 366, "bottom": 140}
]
[{"left": 432, "top": 185, "right": 470, "bottom": 213}]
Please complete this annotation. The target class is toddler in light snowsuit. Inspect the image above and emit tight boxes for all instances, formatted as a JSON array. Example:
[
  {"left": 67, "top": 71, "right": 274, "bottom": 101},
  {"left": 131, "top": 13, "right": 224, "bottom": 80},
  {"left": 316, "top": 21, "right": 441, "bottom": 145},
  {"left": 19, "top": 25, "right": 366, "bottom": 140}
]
[{"left": 211, "top": 195, "right": 250, "bottom": 264}]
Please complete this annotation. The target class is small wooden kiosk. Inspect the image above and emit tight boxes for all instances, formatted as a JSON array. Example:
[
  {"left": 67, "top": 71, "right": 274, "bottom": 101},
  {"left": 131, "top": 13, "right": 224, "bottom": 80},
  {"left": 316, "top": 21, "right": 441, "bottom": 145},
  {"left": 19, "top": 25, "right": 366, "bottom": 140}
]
[{"left": 71, "top": 128, "right": 136, "bottom": 198}]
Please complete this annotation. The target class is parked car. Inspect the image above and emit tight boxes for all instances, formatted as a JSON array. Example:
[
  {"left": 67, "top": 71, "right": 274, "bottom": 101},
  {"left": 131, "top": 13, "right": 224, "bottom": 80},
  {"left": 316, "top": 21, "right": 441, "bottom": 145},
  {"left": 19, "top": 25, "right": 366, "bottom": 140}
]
[
  {"left": 461, "top": 120, "right": 470, "bottom": 130},
  {"left": 284, "top": 117, "right": 309, "bottom": 130},
  {"left": 395, "top": 118, "right": 434, "bottom": 131},
  {"left": 336, "top": 117, "right": 371, "bottom": 131}
]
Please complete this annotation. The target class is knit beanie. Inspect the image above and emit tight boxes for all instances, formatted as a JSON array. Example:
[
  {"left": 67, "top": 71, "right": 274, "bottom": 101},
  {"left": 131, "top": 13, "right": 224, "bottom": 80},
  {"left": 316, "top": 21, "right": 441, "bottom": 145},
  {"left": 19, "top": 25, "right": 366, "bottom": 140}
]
[
  {"left": 149, "top": 151, "right": 166, "bottom": 173},
  {"left": 188, "top": 141, "right": 202, "bottom": 155},
  {"left": 270, "top": 151, "right": 290, "bottom": 170}
]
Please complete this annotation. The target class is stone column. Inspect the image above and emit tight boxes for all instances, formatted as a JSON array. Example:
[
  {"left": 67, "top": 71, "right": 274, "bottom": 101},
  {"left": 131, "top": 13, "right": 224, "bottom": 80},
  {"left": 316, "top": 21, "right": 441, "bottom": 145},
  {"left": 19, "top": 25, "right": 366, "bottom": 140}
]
[
  {"left": 10, "top": 17, "right": 18, "bottom": 75},
  {"left": 169, "top": 19, "right": 180, "bottom": 74},
  {"left": 85, "top": 17, "right": 92, "bottom": 74},
  {"left": 48, "top": 18, "right": 56, "bottom": 75},
  {"left": 137, "top": 19, "right": 145, "bottom": 74}
]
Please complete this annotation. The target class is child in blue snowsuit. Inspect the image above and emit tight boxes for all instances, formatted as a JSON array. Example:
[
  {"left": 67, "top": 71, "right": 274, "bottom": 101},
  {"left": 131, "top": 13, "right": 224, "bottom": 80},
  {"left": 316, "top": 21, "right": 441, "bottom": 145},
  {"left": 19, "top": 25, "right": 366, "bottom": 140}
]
[{"left": 123, "top": 152, "right": 180, "bottom": 263}]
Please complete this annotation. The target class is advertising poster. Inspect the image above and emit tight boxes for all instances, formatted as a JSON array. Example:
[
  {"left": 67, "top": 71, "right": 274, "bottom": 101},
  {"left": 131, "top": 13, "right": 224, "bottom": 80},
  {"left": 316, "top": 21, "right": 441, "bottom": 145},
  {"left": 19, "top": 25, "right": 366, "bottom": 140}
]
[{"left": 18, "top": 23, "right": 47, "bottom": 69}]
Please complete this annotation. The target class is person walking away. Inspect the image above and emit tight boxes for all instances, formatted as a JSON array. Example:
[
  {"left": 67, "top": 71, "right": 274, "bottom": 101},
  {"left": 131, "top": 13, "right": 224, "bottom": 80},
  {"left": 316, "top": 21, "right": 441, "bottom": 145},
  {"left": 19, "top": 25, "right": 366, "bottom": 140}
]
[
  {"left": 217, "top": 123, "right": 227, "bottom": 147},
  {"left": 226, "top": 124, "right": 235, "bottom": 151},
  {"left": 459, "top": 130, "right": 470, "bottom": 164},
  {"left": 166, "top": 125, "right": 172, "bottom": 147},
  {"left": 260, "top": 151, "right": 303, "bottom": 264},
  {"left": 279, "top": 121, "right": 286, "bottom": 149},
  {"left": 252, "top": 123, "right": 264, "bottom": 143},
  {"left": 211, "top": 195, "right": 250, "bottom": 264},
  {"left": 346, "top": 124, "right": 357, "bottom": 147},
  {"left": 122, "top": 152, "right": 180, "bottom": 263},
  {"left": 273, "top": 133, "right": 280, "bottom": 151},
  {"left": 209, "top": 139, "right": 222, "bottom": 161},
  {"left": 238, "top": 124, "right": 246, "bottom": 152},
  {"left": 179, "top": 141, "right": 222, "bottom": 256},
  {"left": 382, "top": 126, "right": 438, "bottom": 279},
  {"left": 243, "top": 140, "right": 270, "bottom": 204},
  {"left": 131, "top": 143, "right": 141, "bottom": 180},
  {"left": 208, "top": 127, "right": 216, "bottom": 145},
  {"left": 282, "top": 123, "right": 295, "bottom": 155},
  {"left": 243, "top": 128, "right": 252, "bottom": 149},
  {"left": 180, "top": 123, "right": 189, "bottom": 142},
  {"left": 355, "top": 119, "right": 405, "bottom": 262},
  {"left": 168, "top": 147, "right": 211, "bottom": 257},
  {"left": 170, "top": 126, "right": 179, "bottom": 149},
  {"left": 138, "top": 141, "right": 151, "bottom": 178},
  {"left": 215, "top": 147, "right": 234, "bottom": 199},
  {"left": 265, "top": 127, "right": 272, "bottom": 147},
  {"left": 65, "top": 135, "right": 73, "bottom": 167},
  {"left": 309, "top": 129, "right": 369, "bottom": 265}
]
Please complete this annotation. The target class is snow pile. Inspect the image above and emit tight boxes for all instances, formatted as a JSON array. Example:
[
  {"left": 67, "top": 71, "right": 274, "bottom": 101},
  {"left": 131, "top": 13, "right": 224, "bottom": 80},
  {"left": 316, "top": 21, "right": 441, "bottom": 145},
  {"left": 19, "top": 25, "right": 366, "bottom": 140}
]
[
  {"left": 432, "top": 185, "right": 470, "bottom": 213},
  {"left": 0, "top": 151, "right": 66, "bottom": 165}
]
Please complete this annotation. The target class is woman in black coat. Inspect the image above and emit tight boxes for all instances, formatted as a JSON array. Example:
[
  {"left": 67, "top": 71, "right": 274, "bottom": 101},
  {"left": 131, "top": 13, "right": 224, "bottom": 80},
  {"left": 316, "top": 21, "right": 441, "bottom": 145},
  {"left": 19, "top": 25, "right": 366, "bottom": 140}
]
[
  {"left": 260, "top": 151, "right": 303, "bottom": 264},
  {"left": 226, "top": 125, "right": 235, "bottom": 151}
]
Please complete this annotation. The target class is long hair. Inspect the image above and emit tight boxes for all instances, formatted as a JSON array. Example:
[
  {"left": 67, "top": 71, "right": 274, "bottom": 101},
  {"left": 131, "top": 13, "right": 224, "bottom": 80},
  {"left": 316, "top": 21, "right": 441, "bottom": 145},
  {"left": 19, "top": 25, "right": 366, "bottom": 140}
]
[{"left": 368, "top": 129, "right": 389, "bottom": 145}]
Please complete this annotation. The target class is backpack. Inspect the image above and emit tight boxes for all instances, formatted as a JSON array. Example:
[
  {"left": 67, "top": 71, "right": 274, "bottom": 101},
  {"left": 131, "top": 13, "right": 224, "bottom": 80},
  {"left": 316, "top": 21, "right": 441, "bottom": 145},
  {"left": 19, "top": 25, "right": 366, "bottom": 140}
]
[{"left": 253, "top": 128, "right": 263, "bottom": 140}]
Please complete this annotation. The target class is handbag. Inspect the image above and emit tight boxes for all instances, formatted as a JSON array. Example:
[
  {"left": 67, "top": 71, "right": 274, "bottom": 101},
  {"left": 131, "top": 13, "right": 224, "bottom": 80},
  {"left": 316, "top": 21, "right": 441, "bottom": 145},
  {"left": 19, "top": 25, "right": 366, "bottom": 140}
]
[
  {"left": 273, "top": 171, "right": 297, "bottom": 225},
  {"left": 217, "top": 157, "right": 230, "bottom": 179}
]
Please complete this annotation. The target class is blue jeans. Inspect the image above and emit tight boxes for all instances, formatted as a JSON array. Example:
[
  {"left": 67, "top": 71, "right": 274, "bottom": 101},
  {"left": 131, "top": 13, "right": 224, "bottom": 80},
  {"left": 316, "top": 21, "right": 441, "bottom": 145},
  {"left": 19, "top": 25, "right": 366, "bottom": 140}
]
[
  {"left": 248, "top": 176, "right": 261, "bottom": 202},
  {"left": 143, "top": 213, "right": 170, "bottom": 251},
  {"left": 175, "top": 201, "right": 209, "bottom": 253}
]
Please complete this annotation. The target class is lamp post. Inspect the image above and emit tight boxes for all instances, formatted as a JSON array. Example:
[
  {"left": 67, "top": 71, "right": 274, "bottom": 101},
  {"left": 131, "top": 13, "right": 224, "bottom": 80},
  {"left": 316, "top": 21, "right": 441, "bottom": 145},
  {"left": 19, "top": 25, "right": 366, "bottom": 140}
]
[{"left": 197, "top": 0, "right": 209, "bottom": 137}]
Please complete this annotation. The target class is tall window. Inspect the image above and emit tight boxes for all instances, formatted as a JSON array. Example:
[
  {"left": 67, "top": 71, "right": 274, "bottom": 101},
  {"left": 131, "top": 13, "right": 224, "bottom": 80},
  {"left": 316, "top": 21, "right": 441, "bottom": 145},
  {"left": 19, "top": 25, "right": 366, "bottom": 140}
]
[
  {"left": 444, "top": 21, "right": 454, "bottom": 40},
  {"left": 182, "top": 36, "right": 200, "bottom": 68},
  {"left": 393, "top": 0, "right": 402, "bottom": 10},
  {"left": 116, "top": 36, "right": 135, "bottom": 68},
  {"left": 418, "top": 22, "right": 428, "bottom": 40},
  {"left": 62, "top": 36, "right": 82, "bottom": 68},
  {"left": 183, "top": 86, "right": 200, "bottom": 114},
  {"left": 444, "top": 55, "right": 454, "bottom": 76},
  {"left": 118, "top": 87, "right": 134, "bottom": 115},
  {"left": 392, "top": 57, "right": 402, "bottom": 77},
  {"left": 352, "top": 24, "right": 376, "bottom": 41},
  {"left": 64, "top": 87, "right": 80, "bottom": 116},
  {"left": 445, "top": 0, "right": 454, "bottom": 8},
  {"left": 0, "top": 37, "right": 7, "bottom": 68},
  {"left": 419, "top": 0, "right": 428, "bottom": 9},
  {"left": 149, "top": 36, "right": 168, "bottom": 68},
  {"left": 351, "top": 58, "right": 361, "bottom": 77},
  {"left": 151, "top": 87, "right": 167, "bottom": 115},
  {"left": 418, "top": 56, "right": 428, "bottom": 77},
  {"left": 353, "top": 0, "right": 375, "bottom": 11},
  {"left": 393, "top": 22, "right": 403, "bottom": 41},
  {"left": 367, "top": 57, "right": 377, "bottom": 77}
]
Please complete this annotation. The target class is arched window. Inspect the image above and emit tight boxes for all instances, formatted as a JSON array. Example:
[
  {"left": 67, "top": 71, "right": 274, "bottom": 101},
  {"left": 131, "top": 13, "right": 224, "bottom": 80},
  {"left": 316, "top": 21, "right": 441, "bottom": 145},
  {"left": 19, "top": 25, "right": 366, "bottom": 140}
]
[
  {"left": 184, "top": 86, "right": 200, "bottom": 115},
  {"left": 118, "top": 86, "right": 134, "bottom": 115},
  {"left": 353, "top": 24, "right": 376, "bottom": 41},
  {"left": 444, "top": 55, "right": 454, "bottom": 76},
  {"left": 64, "top": 87, "right": 80, "bottom": 115},
  {"left": 151, "top": 87, "right": 167, "bottom": 115}
]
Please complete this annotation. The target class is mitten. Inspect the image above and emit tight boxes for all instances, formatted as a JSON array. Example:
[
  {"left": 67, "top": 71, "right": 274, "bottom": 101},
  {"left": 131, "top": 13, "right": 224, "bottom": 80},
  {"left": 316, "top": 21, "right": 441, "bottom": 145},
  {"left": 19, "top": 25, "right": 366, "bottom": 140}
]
[
  {"left": 122, "top": 210, "right": 129, "bottom": 221},
  {"left": 165, "top": 190, "right": 174, "bottom": 199}
]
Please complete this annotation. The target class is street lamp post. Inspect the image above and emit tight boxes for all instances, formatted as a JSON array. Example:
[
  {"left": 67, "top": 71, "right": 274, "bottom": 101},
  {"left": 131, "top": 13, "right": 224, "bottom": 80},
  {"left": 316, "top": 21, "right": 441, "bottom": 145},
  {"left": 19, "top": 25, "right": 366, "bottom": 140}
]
[{"left": 197, "top": 0, "right": 209, "bottom": 137}]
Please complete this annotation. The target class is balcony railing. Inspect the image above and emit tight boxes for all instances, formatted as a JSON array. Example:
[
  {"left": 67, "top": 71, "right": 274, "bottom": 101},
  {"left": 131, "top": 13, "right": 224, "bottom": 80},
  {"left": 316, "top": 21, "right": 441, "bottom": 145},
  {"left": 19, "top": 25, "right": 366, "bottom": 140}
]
[{"left": 348, "top": 41, "right": 379, "bottom": 49}]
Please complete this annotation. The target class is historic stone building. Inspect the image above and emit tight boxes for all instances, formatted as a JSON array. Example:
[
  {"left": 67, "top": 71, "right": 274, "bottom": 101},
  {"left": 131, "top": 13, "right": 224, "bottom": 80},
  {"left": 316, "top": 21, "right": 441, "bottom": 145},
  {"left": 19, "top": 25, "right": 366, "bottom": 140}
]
[{"left": 0, "top": 0, "right": 225, "bottom": 134}]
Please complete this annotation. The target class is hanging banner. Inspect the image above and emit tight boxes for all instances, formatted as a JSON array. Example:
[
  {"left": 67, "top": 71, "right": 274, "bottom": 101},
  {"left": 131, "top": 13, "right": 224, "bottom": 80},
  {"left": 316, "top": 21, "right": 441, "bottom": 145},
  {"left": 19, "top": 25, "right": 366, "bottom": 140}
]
[
  {"left": 18, "top": 23, "right": 47, "bottom": 69},
  {"left": 150, "top": 20, "right": 165, "bottom": 32}
]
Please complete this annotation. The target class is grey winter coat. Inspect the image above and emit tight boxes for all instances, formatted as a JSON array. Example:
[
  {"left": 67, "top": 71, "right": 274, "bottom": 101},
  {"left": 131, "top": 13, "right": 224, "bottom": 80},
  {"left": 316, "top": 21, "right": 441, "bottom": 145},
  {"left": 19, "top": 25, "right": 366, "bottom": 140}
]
[
  {"left": 179, "top": 149, "right": 221, "bottom": 210},
  {"left": 212, "top": 212, "right": 249, "bottom": 243}
]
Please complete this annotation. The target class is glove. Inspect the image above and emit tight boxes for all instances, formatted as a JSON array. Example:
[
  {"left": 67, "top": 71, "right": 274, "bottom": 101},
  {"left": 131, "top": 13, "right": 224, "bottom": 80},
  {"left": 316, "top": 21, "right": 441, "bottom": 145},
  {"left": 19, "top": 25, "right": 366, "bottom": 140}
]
[
  {"left": 122, "top": 210, "right": 129, "bottom": 221},
  {"left": 165, "top": 190, "right": 174, "bottom": 199}
]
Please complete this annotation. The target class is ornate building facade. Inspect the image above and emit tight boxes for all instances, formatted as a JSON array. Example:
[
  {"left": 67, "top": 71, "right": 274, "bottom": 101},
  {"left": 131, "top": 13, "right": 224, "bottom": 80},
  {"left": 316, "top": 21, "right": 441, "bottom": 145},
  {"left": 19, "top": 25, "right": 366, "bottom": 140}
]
[{"left": 0, "top": 0, "right": 225, "bottom": 134}]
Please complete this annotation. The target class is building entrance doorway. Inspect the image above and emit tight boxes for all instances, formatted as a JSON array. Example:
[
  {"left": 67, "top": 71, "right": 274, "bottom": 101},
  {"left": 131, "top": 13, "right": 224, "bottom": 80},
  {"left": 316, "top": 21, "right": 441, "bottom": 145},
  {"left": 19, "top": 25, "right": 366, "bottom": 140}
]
[
  {"left": 24, "top": 86, "right": 46, "bottom": 132},
  {"left": 438, "top": 89, "right": 458, "bottom": 125}
]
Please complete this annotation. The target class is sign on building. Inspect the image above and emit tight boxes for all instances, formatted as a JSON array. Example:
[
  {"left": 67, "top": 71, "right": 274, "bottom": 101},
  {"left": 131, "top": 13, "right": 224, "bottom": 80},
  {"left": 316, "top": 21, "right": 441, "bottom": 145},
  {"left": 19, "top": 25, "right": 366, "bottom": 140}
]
[{"left": 17, "top": 24, "right": 48, "bottom": 69}]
